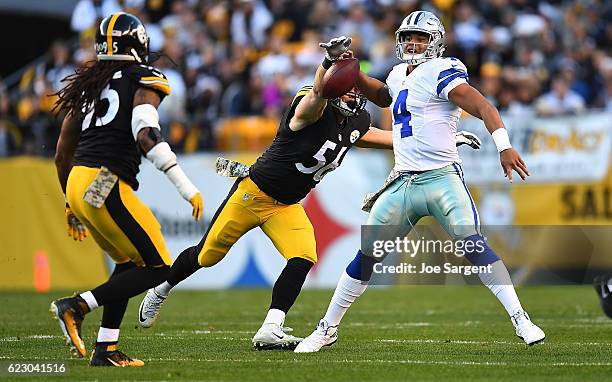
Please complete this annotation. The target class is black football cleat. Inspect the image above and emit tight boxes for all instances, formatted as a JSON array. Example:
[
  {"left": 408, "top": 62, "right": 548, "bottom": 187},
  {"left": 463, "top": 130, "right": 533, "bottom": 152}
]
[
  {"left": 50, "top": 296, "right": 88, "bottom": 358},
  {"left": 90, "top": 343, "right": 145, "bottom": 367},
  {"left": 594, "top": 275, "right": 612, "bottom": 318}
]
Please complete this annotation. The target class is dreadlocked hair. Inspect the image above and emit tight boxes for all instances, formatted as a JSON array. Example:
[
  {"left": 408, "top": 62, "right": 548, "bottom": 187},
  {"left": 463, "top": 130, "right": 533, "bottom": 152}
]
[{"left": 53, "top": 60, "right": 133, "bottom": 119}]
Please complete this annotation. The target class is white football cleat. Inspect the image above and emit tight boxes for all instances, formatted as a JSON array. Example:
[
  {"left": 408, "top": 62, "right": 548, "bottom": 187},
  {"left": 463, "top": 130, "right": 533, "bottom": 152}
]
[
  {"left": 294, "top": 319, "right": 338, "bottom": 353},
  {"left": 512, "top": 310, "right": 545, "bottom": 345},
  {"left": 138, "top": 288, "right": 166, "bottom": 328},
  {"left": 252, "top": 323, "right": 303, "bottom": 350}
]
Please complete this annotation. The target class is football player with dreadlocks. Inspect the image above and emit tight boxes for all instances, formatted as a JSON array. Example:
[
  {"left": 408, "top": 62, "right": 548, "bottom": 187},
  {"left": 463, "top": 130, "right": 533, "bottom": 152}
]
[
  {"left": 50, "top": 12, "right": 203, "bottom": 366},
  {"left": 296, "top": 11, "right": 545, "bottom": 353}
]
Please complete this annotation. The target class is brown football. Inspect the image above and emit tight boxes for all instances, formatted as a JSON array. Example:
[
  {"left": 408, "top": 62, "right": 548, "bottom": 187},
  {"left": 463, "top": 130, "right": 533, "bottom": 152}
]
[{"left": 320, "top": 58, "right": 360, "bottom": 99}]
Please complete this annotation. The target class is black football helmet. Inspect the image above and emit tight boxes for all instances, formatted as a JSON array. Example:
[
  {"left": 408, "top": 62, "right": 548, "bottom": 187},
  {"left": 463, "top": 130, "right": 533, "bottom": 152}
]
[
  {"left": 96, "top": 12, "right": 149, "bottom": 63},
  {"left": 330, "top": 88, "right": 367, "bottom": 117}
]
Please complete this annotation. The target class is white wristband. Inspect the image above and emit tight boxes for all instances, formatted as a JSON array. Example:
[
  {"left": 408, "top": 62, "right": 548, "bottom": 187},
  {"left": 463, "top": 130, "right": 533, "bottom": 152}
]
[
  {"left": 165, "top": 165, "right": 199, "bottom": 201},
  {"left": 491, "top": 128, "right": 512, "bottom": 152}
]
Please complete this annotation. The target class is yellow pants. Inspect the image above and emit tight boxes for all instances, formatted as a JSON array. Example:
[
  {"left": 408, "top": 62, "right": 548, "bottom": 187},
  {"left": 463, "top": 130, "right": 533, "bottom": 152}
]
[
  {"left": 66, "top": 166, "right": 172, "bottom": 267},
  {"left": 196, "top": 177, "right": 317, "bottom": 267}
]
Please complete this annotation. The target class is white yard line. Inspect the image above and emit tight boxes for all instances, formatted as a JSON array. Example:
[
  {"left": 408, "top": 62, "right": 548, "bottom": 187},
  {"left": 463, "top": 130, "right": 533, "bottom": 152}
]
[
  {"left": 143, "top": 357, "right": 612, "bottom": 367},
  {"left": 2, "top": 354, "right": 610, "bottom": 367},
  {"left": 380, "top": 338, "right": 612, "bottom": 346}
]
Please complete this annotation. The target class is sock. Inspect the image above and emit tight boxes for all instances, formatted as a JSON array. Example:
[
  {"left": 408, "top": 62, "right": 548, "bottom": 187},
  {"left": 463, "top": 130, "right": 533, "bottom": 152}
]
[
  {"left": 269, "top": 257, "right": 314, "bottom": 314},
  {"left": 345, "top": 250, "right": 378, "bottom": 281},
  {"left": 263, "top": 309, "right": 286, "bottom": 326},
  {"left": 463, "top": 234, "right": 500, "bottom": 266},
  {"left": 154, "top": 281, "right": 174, "bottom": 297},
  {"left": 479, "top": 260, "right": 523, "bottom": 317},
  {"left": 79, "top": 291, "right": 99, "bottom": 311},
  {"left": 101, "top": 300, "right": 129, "bottom": 329},
  {"left": 91, "top": 265, "right": 170, "bottom": 306},
  {"left": 96, "top": 327, "right": 120, "bottom": 343},
  {"left": 99, "top": 262, "right": 134, "bottom": 329},
  {"left": 323, "top": 271, "right": 369, "bottom": 327},
  {"left": 166, "top": 246, "right": 202, "bottom": 287}
]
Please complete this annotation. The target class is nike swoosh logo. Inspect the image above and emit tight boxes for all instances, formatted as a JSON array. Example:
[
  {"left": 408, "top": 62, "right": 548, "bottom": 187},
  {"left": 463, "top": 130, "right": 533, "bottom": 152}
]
[
  {"left": 138, "top": 306, "right": 147, "bottom": 323},
  {"left": 272, "top": 332, "right": 284, "bottom": 339},
  {"left": 108, "top": 358, "right": 122, "bottom": 367}
]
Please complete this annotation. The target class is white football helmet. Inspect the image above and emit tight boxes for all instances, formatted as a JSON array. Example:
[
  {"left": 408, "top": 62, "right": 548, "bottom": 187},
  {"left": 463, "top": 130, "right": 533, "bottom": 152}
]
[{"left": 396, "top": 11, "right": 446, "bottom": 65}]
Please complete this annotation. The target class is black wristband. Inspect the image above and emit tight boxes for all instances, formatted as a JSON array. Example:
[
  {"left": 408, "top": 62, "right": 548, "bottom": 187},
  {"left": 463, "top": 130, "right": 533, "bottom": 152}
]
[{"left": 322, "top": 57, "right": 333, "bottom": 69}]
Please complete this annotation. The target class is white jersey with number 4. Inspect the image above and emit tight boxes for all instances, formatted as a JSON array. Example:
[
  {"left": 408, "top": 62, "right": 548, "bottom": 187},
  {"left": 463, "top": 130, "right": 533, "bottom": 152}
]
[{"left": 386, "top": 57, "right": 469, "bottom": 172}]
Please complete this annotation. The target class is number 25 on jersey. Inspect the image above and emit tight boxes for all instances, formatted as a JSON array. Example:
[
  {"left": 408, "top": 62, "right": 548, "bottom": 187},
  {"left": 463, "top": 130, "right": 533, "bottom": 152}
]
[{"left": 393, "top": 89, "right": 412, "bottom": 138}]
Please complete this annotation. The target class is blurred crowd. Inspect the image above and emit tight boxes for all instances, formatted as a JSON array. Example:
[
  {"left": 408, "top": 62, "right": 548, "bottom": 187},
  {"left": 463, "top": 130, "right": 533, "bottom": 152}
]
[{"left": 0, "top": 0, "right": 611, "bottom": 156}]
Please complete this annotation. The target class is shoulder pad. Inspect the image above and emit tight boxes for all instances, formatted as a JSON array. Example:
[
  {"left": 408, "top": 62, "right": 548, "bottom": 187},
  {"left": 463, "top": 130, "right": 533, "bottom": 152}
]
[{"left": 127, "top": 64, "right": 171, "bottom": 96}]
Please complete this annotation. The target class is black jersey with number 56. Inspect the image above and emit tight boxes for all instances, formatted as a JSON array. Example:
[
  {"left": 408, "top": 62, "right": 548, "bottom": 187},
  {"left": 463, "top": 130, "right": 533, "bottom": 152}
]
[
  {"left": 73, "top": 64, "right": 170, "bottom": 190},
  {"left": 249, "top": 86, "right": 371, "bottom": 205}
]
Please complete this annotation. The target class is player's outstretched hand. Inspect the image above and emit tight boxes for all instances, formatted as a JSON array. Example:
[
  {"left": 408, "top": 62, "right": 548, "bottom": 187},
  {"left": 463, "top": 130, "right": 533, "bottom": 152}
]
[
  {"left": 319, "top": 36, "right": 352, "bottom": 61},
  {"left": 190, "top": 192, "right": 203, "bottom": 221},
  {"left": 456, "top": 131, "right": 481, "bottom": 149},
  {"left": 66, "top": 207, "right": 87, "bottom": 241},
  {"left": 500, "top": 148, "right": 529, "bottom": 182}
]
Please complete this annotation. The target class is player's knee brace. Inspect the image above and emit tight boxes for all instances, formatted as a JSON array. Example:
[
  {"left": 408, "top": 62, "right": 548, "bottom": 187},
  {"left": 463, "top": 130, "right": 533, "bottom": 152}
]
[
  {"left": 461, "top": 234, "right": 500, "bottom": 266},
  {"left": 346, "top": 250, "right": 379, "bottom": 282}
]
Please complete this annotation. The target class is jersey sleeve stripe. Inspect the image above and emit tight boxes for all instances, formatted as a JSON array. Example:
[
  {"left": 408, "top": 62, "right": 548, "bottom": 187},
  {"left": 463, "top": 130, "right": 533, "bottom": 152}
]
[
  {"left": 436, "top": 72, "right": 468, "bottom": 95},
  {"left": 140, "top": 82, "right": 170, "bottom": 95},
  {"left": 140, "top": 76, "right": 168, "bottom": 83},
  {"left": 140, "top": 79, "right": 169, "bottom": 86},
  {"left": 291, "top": 87, "right": 313, "bottom": 106},
  {"left": 437, "top": 68, "right": 466, "bottom": 82},
  {"left": 139, "top": 75, "right": 170, "bottom": 95}
]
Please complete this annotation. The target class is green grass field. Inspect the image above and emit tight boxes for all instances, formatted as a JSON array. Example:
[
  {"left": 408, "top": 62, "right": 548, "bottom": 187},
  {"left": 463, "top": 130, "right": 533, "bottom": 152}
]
[{"left": 1, "top": 286, "right": 612, "bottom": 381}]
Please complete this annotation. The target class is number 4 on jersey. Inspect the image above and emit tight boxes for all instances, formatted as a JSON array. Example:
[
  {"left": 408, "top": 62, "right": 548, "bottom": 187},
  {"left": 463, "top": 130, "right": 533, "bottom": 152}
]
[{"left": 393, "top": 89, "right": 412, "bottom": 138}]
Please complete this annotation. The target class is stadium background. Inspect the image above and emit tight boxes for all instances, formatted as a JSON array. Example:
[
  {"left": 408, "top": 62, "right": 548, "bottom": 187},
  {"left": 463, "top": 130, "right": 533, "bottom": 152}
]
[{"left": 0, "top": 0, "right": 611, "bottom": 291}]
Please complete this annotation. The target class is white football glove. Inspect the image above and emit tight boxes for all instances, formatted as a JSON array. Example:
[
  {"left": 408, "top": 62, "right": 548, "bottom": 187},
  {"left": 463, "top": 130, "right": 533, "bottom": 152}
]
[
  {"left": 456, "top": 131, "right": 482, "bottom": 149},
  {"left": 319, "top": 36, "right": 352, "bottom": 61}
]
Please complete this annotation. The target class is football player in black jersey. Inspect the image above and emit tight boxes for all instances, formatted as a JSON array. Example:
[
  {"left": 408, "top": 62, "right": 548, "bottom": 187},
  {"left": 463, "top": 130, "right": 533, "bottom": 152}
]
[
  {"left": 50, "top": 12, "right": 203, "bottom": 366},
  {"left": 138, "top": 36, "right": 396, "bottom": 349}
]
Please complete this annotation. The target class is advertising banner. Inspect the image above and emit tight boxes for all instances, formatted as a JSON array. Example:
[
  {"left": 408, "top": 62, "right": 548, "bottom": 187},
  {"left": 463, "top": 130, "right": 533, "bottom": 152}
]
[{"left": 458, "top": 112, "right": 612, "bottom": 184}]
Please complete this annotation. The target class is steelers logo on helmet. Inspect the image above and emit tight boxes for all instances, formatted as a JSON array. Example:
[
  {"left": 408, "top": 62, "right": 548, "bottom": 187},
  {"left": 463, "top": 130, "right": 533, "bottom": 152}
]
[
  {"left": 96, "top": 12, "right": 150, "bottom": 63},
  {"left": 350, "top": 130, "right": 361, "bottom": 143},
  {"left": 136, "top": 24, "right": 147, "bottom": 45}
]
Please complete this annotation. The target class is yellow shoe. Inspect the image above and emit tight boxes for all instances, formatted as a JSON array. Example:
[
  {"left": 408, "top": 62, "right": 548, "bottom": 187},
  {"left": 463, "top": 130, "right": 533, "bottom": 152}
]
[
  {"left": 49, "top": 296, "right": 88, "bottom": 358},
  {"left": 90, "top": 343, "right": 145, "bottom": 367}
]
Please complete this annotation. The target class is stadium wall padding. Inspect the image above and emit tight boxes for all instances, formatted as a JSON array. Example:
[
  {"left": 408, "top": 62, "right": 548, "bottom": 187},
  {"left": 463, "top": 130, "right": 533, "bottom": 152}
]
[{"left": 0, "top": 157, "right": 108, "bottom": 291}]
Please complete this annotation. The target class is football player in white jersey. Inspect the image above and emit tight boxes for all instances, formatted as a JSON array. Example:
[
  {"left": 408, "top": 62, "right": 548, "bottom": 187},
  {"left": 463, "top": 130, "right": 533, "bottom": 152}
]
[{"left": 295, "top": 10, "right": 545, "bottom": 353}]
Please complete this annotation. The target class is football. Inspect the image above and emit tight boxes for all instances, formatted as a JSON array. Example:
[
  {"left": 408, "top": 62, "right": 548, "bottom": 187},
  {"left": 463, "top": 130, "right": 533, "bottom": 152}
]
[{"left": 320, "top": 58, "right": 360, "bottom": 99}]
